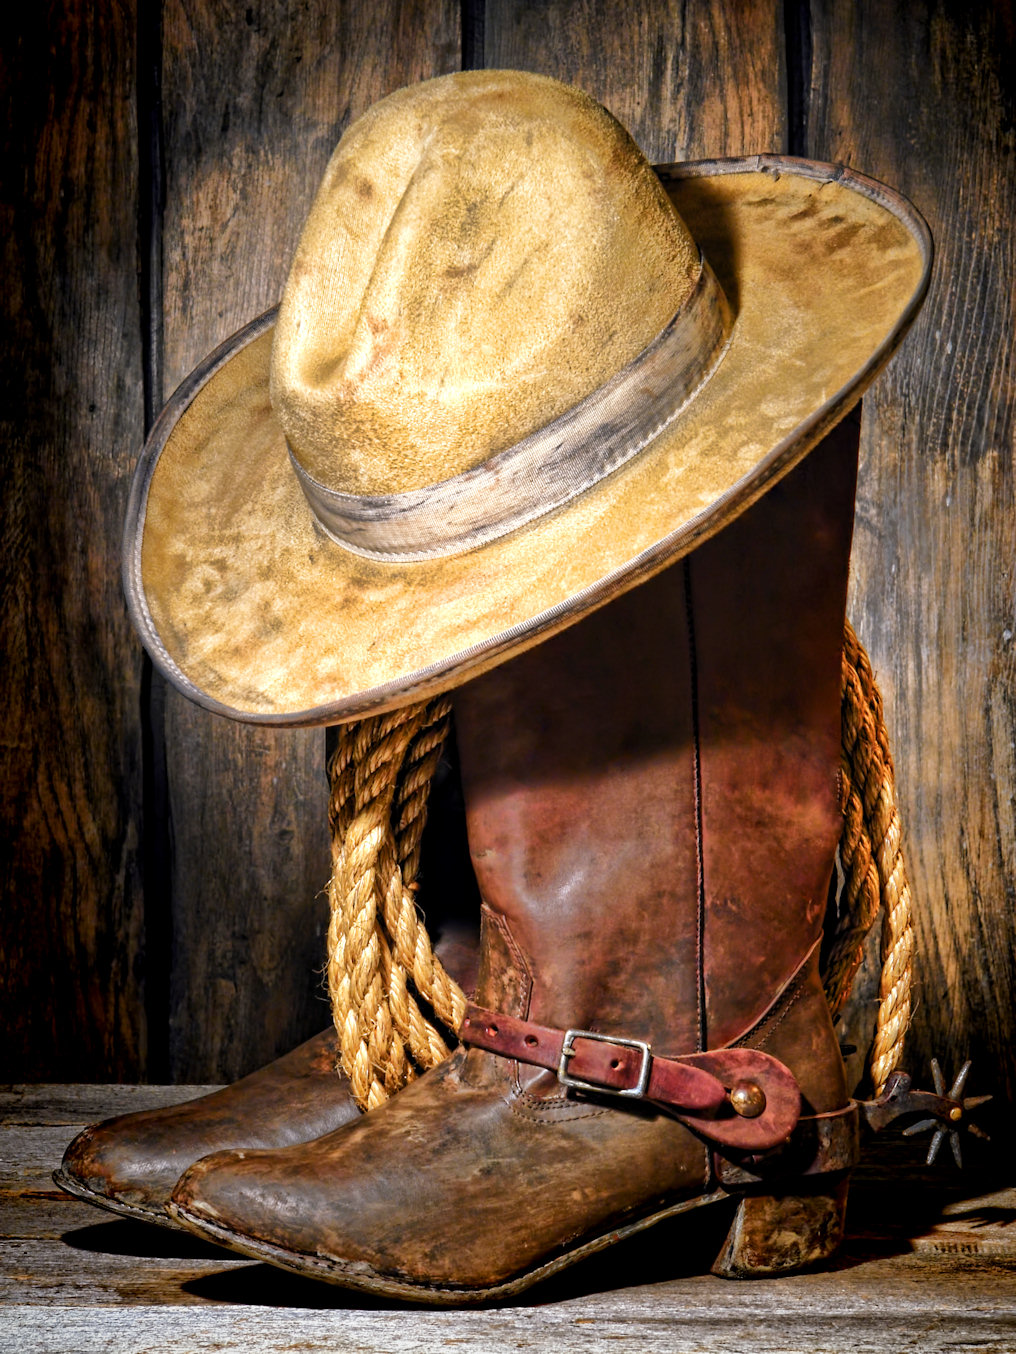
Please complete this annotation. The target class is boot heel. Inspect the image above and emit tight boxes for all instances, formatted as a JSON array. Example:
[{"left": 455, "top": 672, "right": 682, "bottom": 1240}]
[{"left": 711, "top": 1174, "right": 849, "bottom": 1279}]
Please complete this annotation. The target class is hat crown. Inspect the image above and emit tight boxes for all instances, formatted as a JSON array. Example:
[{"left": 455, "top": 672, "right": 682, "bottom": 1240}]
[{"left": 270, "top": 71, "right": 700, "bottom": 497}]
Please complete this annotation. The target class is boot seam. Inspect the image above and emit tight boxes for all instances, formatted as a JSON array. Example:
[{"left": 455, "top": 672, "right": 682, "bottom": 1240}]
[
  {"left": 728, "top": 937, "right": 820, "bottom": 1051},
  {"left": 508, "top": 1094, "right": 610, "bottom": 1125},
  {"left": 683, "top": 555, "right": 707, "bottom": 1055},
  {"left": 480, "top": 903, "right": 534, "bottom": 1020},
  {"left": 482, "top": 906, "right": 586, "bottom": 1116}
]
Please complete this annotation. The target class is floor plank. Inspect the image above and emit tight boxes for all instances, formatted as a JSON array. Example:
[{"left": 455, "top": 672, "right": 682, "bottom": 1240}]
[
  {"left": 0, "top": 1086, "right": 220, "bottom": 1127},
  {"left": 2, "top": 1087, "right": 1013, "bottom": 1352}
]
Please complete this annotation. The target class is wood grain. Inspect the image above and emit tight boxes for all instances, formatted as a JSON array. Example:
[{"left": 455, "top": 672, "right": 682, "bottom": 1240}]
[
  {"left": 0, "top": 4, "right": 147, "bottom": 1080},
  {"left": 484, "top": 0, "right": 786, "bottom": 159},
  {"left": 0, "top": 1085, "right": 220, "bottom": 1128},
  {"left": 2, "top": 1088, "right": 1015, "bottom": 1350},
  {"left": 9, "top": 1306, "right": 1014, "bottom": 1354},
  {"left": 804, "top": 0, "right": 1016, "bottom": 1104},
  {"left": 154, "top": 0, "right": 460, "bottom": 1080}
]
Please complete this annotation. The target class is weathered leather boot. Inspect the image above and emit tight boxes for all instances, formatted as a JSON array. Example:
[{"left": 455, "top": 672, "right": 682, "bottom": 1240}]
[
  {"left": 56, "top": 883, "right": 478, "bottom": 1227},
  {"left": 166, "top": 413, "right": 860, "bottom": 1300}
]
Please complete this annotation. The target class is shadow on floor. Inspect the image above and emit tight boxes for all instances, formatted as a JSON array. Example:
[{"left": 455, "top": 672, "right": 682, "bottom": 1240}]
[{"left": 61, "top": 1217, "right": 240, "bottom": 1263}]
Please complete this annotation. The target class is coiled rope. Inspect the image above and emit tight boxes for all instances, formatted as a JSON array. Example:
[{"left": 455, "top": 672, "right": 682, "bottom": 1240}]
[
  {"left": 326, "top": 619, "right": 912, "bottom": 1110},
  {"left": 325, "top": 697, "right": 466, "bottom": 1111},
  {"left": 824, "top": 619, "right": 914, "bottom": 1093}
]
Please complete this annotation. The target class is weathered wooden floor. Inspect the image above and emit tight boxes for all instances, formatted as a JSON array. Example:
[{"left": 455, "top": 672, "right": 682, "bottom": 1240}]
[{"left": 2, "top": 1085, "right": 1014, "bottom": 1353}]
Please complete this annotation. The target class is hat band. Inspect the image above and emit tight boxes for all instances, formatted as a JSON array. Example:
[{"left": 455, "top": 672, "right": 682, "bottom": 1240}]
[{"left": 288, "top": 254, "right": 732, "bottom": 562}]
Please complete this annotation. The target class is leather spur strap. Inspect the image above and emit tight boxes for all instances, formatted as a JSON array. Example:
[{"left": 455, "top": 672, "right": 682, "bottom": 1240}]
[{"left": 460, "top": 1004, "right": 802, "bottom": 1151}]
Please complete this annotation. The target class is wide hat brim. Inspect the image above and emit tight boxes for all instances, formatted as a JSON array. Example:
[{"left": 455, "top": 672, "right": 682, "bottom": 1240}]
[{"left": 125, "top": 155, "right": 931, "bottom": 727}]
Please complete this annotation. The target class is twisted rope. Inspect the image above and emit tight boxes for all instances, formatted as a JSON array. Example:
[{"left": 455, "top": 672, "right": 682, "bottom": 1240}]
[
  {"left": 326, "top": 621, "right": 914, "bottom": 1109},
  {"left": 825, "top": 619, "right": 915, "bottom": 1093},
  {"left": 326, "top": 698, "right": 466, "bottom": 1112}
]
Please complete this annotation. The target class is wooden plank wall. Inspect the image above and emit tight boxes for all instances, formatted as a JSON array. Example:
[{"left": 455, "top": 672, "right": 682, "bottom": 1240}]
[
  {"left": 2, "top": 1, "right": 1012, "bottom": 1113},
  {"left": 154, "top": 0, "right": 458, "bottom": 1082},
  {"left": 805, "top": 1, "right": 1015, "bottom": 1103},
  {"left": 2, "top": 3, "right": 147, "bottom": 1081}
]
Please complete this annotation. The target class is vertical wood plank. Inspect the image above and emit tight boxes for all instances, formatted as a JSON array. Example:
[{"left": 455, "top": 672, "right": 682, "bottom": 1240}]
[
  {"left": 805, "top": 0, "right": 1016, "bottom": 1102},
  {"left": 0, "top": 3, "right": 146, "bottom": 1078},
  {"left": 156, "top": 0, "right": 460, "bottom": 1081},
  {"left": 484, "top": 0, "right": 786, "bottom": 159}
]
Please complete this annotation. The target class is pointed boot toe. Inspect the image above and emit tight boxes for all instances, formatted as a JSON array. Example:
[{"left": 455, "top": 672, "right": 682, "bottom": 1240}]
[
  {"left": 167, "top": 1135, "right": 374, "bottom": 1274},
  {"left": 56, "top": 1118, "right": 188, "bottom": 1225},
  {"left": 55, "top": 1029, "right": 361, "bottom": 1227},
  {"left": 168, "top": 1147, "right": 288, "bottom": 1240}
]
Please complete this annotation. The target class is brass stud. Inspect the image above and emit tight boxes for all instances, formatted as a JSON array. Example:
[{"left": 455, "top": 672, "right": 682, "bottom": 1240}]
[
  {"left": 729, "top": 1081, "right": 766, "bottom": 1118},
  {"left": 950, "top": 1106, "right": 963, "bottom": 1122}
]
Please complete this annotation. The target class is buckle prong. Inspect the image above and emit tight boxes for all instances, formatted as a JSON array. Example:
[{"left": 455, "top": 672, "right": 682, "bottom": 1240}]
[{"left": 558, "top": 1028, "right": 652, "bottom": 1099}]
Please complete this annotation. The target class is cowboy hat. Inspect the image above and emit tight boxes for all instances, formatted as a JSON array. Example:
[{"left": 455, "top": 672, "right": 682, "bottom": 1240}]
[{"left": 123, "top": 69, "right": 931, "bottom": 726}]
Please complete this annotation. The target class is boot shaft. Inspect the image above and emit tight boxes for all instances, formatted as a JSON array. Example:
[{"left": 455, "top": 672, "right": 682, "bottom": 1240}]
[{"left": 453, "top": 410, "right": 860, "bottom": 1060}]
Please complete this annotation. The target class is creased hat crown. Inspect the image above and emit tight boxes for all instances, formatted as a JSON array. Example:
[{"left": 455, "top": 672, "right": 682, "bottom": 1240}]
[{"left": 270, "top": 70, "right": 700, "bottom": 497}]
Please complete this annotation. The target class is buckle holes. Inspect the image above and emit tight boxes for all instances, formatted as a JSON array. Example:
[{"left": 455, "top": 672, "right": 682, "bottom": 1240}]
[
  {"left": 487, "top": 1024, "right": 499, "bottom": 1036},
  {"left": 610, "top": 1058, "right": 621, "bottom": 1070},
  {"left": 524, "top": 1034, "right": 538, "bottom": 1047}
]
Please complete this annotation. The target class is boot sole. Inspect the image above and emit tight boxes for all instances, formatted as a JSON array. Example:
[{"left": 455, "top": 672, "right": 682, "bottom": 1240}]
[
  {"left": 53, "top": 1166, "right": 180, "bottom": 1230},
  {"left": 167, "top": 1188, "right": 733, "bottom": 1305}
]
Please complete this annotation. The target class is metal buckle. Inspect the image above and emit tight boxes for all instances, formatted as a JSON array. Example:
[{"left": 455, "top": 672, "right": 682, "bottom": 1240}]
[{"left": 558, "top": 1028, "right": 652, "bottom": 1099}]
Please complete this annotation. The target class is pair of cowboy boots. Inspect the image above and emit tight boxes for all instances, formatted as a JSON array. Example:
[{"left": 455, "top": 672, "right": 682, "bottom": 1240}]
[{"left": 61, "top": 410, "right": 860, "bottom": 1298}]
